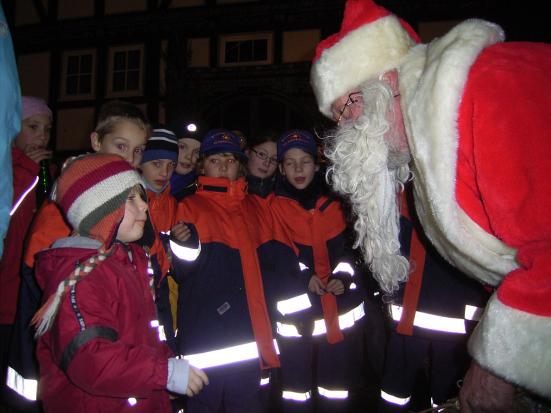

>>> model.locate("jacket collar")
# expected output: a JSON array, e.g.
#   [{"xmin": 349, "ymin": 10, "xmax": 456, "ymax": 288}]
[{"xmin": 197, "ymin": 176, "xmax": 247, "ymax": 200}]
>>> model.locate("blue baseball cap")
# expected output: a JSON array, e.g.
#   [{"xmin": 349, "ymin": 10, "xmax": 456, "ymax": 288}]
[
  {"xmin": 277, "ymin": 129, "xmax": 317, "ymax": 161},
  {"xmin": 200, "ymin": 129, "xmax": 247, "ymax": 161}
]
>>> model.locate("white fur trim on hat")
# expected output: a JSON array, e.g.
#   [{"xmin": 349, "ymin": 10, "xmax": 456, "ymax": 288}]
[{"xmin": 311, "ymin": 14, "xmax": 416, "ymax": 119}]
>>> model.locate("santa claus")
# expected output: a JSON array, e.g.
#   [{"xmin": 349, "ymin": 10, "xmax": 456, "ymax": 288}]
[{"xmin": 311, "ymin": 0, "xmax": 551, "ymax": 411}]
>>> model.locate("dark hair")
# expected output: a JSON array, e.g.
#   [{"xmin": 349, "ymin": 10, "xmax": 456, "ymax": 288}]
[
  {"xmin": 94, "ymin": 100, "xmax": 150, "ymax": 141},
  {"xmin": 196, "ymin": 152, "xmax": 247, "ymax": 178},
  {"xmin": 247, "ymin": 129, "xmax": 279, "ymax": 150}
]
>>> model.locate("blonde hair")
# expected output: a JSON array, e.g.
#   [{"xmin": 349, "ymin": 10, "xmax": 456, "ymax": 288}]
[{"xmin": 94, "ymin": 100, "xmax": 151, "ymax": 142}]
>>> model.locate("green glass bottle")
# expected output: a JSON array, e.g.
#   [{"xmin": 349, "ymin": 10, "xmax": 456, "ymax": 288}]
[{"xmin": 36, "ymin": 159, "xmax": 52, "ymax": 206}]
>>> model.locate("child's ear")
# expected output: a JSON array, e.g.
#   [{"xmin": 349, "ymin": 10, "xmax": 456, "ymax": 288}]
[{"xmin": 90, "ymin": 132, "xmax": 101, "ymax": 152}]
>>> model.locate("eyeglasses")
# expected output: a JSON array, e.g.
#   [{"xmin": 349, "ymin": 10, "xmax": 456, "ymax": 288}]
[
  {"xmin": 336, "ymin": 92, "xmax": 363, "ymax": 124},
  {"xmin": 251, "ymin": 148, "xmax": 278, "ymax": 165}
]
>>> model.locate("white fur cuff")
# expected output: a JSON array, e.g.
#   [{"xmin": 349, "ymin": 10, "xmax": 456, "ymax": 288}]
[{"xmin": 468, "ymin": 294, "xmax": 551, "ymax": 398}]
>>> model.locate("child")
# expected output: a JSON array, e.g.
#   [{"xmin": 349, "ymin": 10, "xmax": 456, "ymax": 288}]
[
  {"xmin": 169, "ymin": 129, "xmax": 305, "ymax": 413},
  {"xmin": 1, "ymin": 96, "xmax": 52, "ymax": 405},
  {"xmin": 7, "ymin": 100, "xmax": 150, "ymax": 405},
  {"xmin": 24, "ymin": 100, "xmax": 150, "ymax": 267},
  {"xmin": 139, "ymin": 127, "xmax": 178, "ymax": 237},
  {"xmin": 169, "ymin": 119, "xmax": 203, "ymax": 201},
  {"xmin": 245, "ymin": 129, "xmax": 279, "ymax": 198},
  {"xmin": 33, "ymin": 153, "xmax": 208, "ymax": 412},
  {"xmin": 139, "ymin": 127, "xmax": 179, "ymax": 347},
  {"xmin": 270, "ymin": 130, "xmax": 366, "ymax": 413}
]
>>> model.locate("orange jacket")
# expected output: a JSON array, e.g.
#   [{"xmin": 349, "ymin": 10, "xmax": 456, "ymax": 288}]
[{"xmin": 24, "ymin": 200, "xmax": 71, "ymax": 268}]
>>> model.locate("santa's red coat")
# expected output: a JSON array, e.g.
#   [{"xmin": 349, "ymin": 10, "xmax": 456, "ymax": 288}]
[{"xmin": 399, "ymin": 20, "xmax": 551, "ymax": 397}]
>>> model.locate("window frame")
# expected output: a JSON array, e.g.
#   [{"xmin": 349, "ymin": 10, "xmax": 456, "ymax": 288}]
[
  {"xmin": 60, "ymin": 49, "xmax": 96, "ymax": 101},
  {"xmin": 106, "ymin": 44, "xmax": 145, "ymax": 98},
  {"xmin": 219, "ymin": 32, "xmax": 273, "ymax": 67}
]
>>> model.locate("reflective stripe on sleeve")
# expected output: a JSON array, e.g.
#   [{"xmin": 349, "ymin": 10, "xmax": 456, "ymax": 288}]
[
  {"xmin": 390, "ymin": 305, "xmax": 466, "ymax": 334},
  {"xmin": 10, "ymin": 177, "xmax": 39, "ymax": 216},
  {"xmin": 282, "ymin": 390, "xmax": 312, "ymax": 402},
  {"xmin": 332, "ymin": 262, "xmax": 354, "ymax": 276},
  {"xmin": 183, "ymin": 339, "xmax": 280, "ymax": 369},
  {"xmin": 318, "ymin": 386, "xmax": 348, "ymax": 399},
  {"xmin": 277, "ymin": 293, "xmax": 312, "ymax": 316},
  {"xmin": 381, "ymin": 390, "xmax": 411, "ymax": 406},
  {"xmin": 169, "ymin": 238, "xmax": 201, "ymax": 261},
  {"xmin": 6, "ymin": 366, "xmax": 37, "ymax": 401}
]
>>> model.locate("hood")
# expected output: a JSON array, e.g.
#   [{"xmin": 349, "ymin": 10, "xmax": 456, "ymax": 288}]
[{"xmin": 35, "ymin": 237, "xmax": 100, "ymax": 298}]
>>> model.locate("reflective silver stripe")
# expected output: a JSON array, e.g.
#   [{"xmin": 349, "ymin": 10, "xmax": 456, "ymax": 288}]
[
  {"xmin": 276, "ymin": 322, "xmax": 302, "ymax": 337},
  {"xmin": 390, "ymin": 305, "xmax": 466, "ymax": 334},
  {"xmin": 128, "ymin": 397, "xmax": 137, "ymax": 406},
  {"xmin": 332, "ymin": 262, "xmax": 354, "ymax": 276},
  {"xmin": 299, "ymin": 262, "xmax": 309, "ymax": 271},
  {"xmin": 464, "ymin": 304, "xmax": 484, "ymax": 321},
  {"xmin": 277, "ymin": 303, "xmax": 365, "ymax": 337},
  {"xmin": 312, "ymin": 303, "xmax": 365, "ymax": 336},
  {"xmin": 380, "ymin": 390, "xmax": 410, "ymax": 406},
  {"xmin": 282, "ymin": 390, "xmax": 311, "ymax": 401},
  {"xmin": 150, "ymin": 319, "xmax": 166, "ymax": 341},
  {"xmin": 169, "ymin": 238, "xmax": 201, "ymax": 261},
  {"xmin": 260, "ymin": 377, "xmax": 270, "ymax": 386},
  {"xmin": 277, "ymin": 293, "xmax": 312, "ymax": 316},
  {"xmin": 10, "ymin": 176, "xmax": 39, "ymax": 216},
  {"xmin": 6, "ymin": 366, "xmax": 38, "ymax": 401},
  {"xmin": 350, "ymin": 282, "xmax": 357, "ymax": 290},
  {"xmin": 183, "ymin": 339, "xmax": 279, "ymax": 369},
  {"xmin": 318, "ymin": 386, "xmax": 348, "ymax": 399}
]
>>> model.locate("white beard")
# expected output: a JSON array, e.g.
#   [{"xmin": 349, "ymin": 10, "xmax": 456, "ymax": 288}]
[{"xmin": 325, "ymin": 80, "xmax": 411, "ymax": 293}]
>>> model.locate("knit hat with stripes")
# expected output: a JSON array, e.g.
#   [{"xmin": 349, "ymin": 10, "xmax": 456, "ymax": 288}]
[
  {"xmin": 141, "ymin": 128, "xmax": 178, "ymax": 164},
  {"xmin": 32, "ymin": 153, "xmax": 144, "ymax": 337},
  {"xmin": 55, "ymin": 153, "xmax": 143, "ymax": 245}
]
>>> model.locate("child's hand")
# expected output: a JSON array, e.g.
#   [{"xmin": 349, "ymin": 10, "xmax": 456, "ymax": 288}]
[
  {"xmin": 308, "ymin": 275, "xmax": 326, "ymax": 295},
  {"xmin": 171, "ymin": 221, "xmax": 191, "ymax": 242},
  {"xmin": 326, "ymin": 278, "xmax": 345, "ymax": 296},
  {"xmin": 186, "ymin": 366, "xmax": 209, "ymax": 397},
  {"xmin": 25, "ymin": 144, "xmax": 52, "ymax": 164}
]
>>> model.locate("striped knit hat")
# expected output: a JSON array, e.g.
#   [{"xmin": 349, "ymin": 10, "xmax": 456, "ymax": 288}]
[
  {"xmin": 33, "ymin": 153, "xmax": 144, "ymax": 336},
  {"xmin": 141, "ymin": 128, "xmax": 178, "ymax": 164},
  {"xmin": 55, "ymin": 153, "xmax": 143, "ymax": 245}
]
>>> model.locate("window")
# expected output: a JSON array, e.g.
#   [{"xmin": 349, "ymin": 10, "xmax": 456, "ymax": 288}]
[
  {"xmin": 107, "ymin": 45, "xmax": 144, "ymax": 97},
  {"xmin": 220, "ymin": 33, "xmax": 272, "ymax": 66},
  {"xmin": 60, "ymin": 50, "xmax": 96, "ymax": 100}
]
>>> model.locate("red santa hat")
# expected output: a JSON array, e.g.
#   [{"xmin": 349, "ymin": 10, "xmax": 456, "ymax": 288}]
[{"xmin": 310, "ymin": 0, "xmax": 420, "ymax": 118}]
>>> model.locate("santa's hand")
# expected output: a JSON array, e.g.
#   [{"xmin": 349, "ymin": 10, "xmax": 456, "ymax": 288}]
[
  {"xmin": 308, "ymin": 275, "xmax": 326, "ymax": 295},
  {"xmin": 459, "ymin": 361, "xmax": 515, "ymax": 413},
  {"xmin": 185, "ymin": 366, "xmax": 209, "ymax": 397}
]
